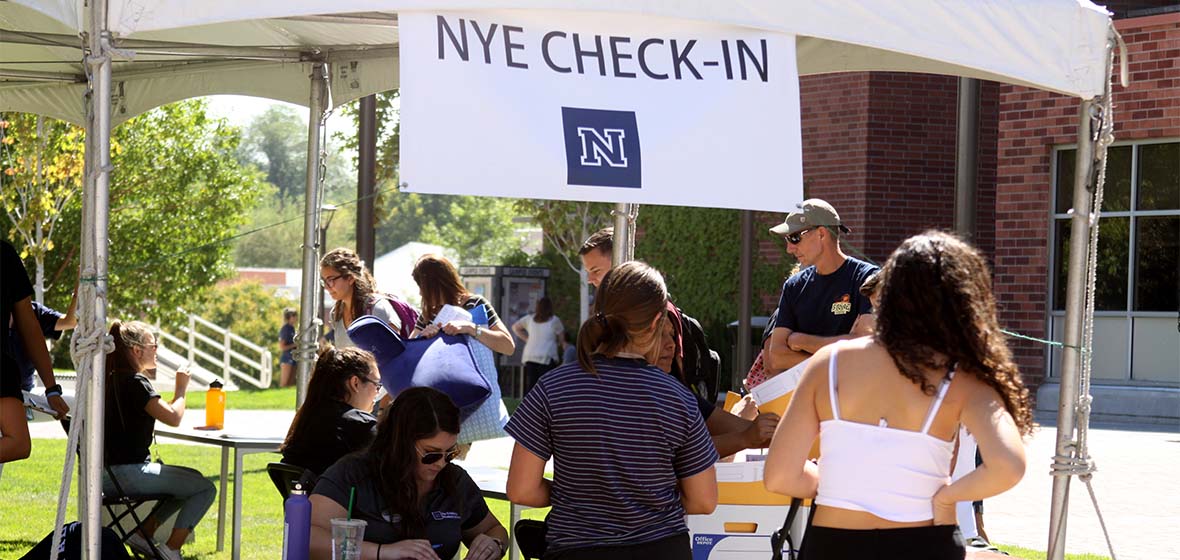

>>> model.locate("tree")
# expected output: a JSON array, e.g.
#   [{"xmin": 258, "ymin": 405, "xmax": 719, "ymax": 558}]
[
  {"xmin": 513, "ymin": 200, "xmax": 613, "ymax": 323},
  {"xmin": 40, "ymin": 99, "xmax": 267, "ymax": 325},
  {"xmin": 196, "ymin": 280, "xmax": 296, "ymax": 376},
  {"xmin": 0, "ymin": 114, "xmax": 85, "ymax": 302},
  {"xmin": 237, "ymin": 106, "xmax": 307, "ymax": 203}
]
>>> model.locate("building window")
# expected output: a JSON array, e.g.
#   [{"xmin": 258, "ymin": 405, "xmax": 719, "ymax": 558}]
[{"xmin": 1050, "ymin": 140, "xmax": 1179, "ymax": 384}]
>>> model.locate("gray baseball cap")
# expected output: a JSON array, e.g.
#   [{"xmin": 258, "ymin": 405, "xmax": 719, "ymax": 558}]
[{"xmin": 769, "ymin": 198, "xmax": 851, "ymax": 237}]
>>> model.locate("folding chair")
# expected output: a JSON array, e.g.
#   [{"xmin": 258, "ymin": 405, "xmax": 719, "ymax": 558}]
[
  {"xmin": 102, "ymin": 466, "xmax": 168, "ymax": 559},
  {"xmin": 266, "ymin": 462, "xmax": 316, "ymax": 500},
  {"xmin": 514, "ymin": 519, "xmax": 548, "ymax": 560}
]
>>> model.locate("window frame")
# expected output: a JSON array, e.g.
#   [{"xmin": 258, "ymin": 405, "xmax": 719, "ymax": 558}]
[{"xmin": 1047, "ymin": 137, "xmax": 1179, "ymax": 385}]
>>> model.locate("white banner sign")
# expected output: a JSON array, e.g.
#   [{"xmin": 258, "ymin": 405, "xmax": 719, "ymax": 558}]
[{"xmin": 399, "ymin": 10, "xmax": 802, "ymax": 212}]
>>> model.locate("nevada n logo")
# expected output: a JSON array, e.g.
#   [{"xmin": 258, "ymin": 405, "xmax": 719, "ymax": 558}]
[{"xmin": 561, "ymin": 107, "xmax": 642, "ymax": 189}]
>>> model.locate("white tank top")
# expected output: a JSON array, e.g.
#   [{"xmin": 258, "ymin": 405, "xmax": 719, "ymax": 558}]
[{"xmin": 815, "ymin": 347, "xmax": 956, "ymax": 522}]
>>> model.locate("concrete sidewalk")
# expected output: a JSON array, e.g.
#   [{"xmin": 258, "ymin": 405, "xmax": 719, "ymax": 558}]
[{"xmin": 27, "ymin": 412, "xmax": 1177, "ymax": 559}]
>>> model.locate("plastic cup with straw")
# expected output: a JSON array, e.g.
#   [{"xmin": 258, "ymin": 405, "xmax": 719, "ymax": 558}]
[{"xmin": 331, "ymin": 486, "xmax": 366, "ymax": 560}]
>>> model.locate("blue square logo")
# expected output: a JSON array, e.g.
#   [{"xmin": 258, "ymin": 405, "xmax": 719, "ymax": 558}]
[{"xmin": 561, "ymin": 107, "xmax": 641, "ymax": 189}]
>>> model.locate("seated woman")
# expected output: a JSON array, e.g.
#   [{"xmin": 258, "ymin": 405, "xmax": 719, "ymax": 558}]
[
  {"xmin": 765, "ymin": 231, "xmax": 1032, "ymax": 559},
  {"xmin": 103, "ymin": 321, "xmax": 215, "ymax": 560},
  {"xmin": 281, "ymin": 347, "xmax": 381, "ymax": 476},
  {"xmin": 410, "ymin": 254, "xmax": 515, "ymax": 357},
  {"xmin": 310, "ymin": 387, "xmax": 508, "ymax": 560},
  {"xmin": 506, "ymin": 261, "xmax": 718, "ymax": 559}
]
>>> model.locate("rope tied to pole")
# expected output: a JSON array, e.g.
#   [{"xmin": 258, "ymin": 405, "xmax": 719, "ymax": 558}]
[{"xmin": 294, "ymin": 317, "xmax": 324, "ymax": 364}]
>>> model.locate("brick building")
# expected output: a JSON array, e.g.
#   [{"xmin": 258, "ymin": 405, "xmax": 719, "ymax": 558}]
[{"xmin": 754, "ymin": 5, "xmax": 1178, "ymax": 424}]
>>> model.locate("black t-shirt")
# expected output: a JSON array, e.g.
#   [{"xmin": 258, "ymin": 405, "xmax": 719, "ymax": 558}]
[
  {"xmin": 2, "ymin": 240, "xmax": 35, "ymax": 399},
  {"xmin": 104, "ymin": 372, "xmax": 160, "ymax": 465},
  {"xmin": 774, "ymin": 257, "xmax": 878, "ymax": 337},
  {"xmin": 282, "ymin": 400, "xmax": 377, "ymax": 475},
  {"xmin": 415, "ymin": 295, "xmax": 501, "ymax": 330},
  {"xmin": 313, "ymin": 456, "xmax": 491, "ymax": 559}
]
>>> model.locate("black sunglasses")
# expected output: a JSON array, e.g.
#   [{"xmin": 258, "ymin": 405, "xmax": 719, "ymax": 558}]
[
  {"xmin": 417, "ymin": 446, "xmax": 461, "ymax": 465},
  {"xmin": 785, "ymin": 228, "xmax": 816, "ymax": 245}
]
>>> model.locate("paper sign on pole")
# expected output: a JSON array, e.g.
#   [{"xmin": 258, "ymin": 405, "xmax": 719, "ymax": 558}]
[{"xmin": 399, "ymin": 10, "xmax": 803, "ymax": 212}]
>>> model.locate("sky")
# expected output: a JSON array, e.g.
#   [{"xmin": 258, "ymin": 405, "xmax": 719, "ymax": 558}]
[{"xmin": 202, "ymin": 94, "xmax": 362, "ymax": 143}]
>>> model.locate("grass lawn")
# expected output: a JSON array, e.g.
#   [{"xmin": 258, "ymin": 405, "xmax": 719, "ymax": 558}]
[
  {"xmin": 1, "ymin": 439, "xmax": 546, "ymax": 559},
  {"xmin": 993, "ymin": 545, "xmax": 1110, "ymax": 560}
]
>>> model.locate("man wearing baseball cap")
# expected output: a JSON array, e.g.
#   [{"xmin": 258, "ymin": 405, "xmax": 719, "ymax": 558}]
[{"xmin": 766, "ymin": 199, "xmax": 878, "ymax": 371}]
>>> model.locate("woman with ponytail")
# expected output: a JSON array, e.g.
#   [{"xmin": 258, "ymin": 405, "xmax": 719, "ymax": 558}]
[
  {"xmin": 103, "ymin": 321, "xmax": 215, "ymax": 559},
  {"xmin": 506, "ymin": 261, "xmax": 718, "ymax": 559}
]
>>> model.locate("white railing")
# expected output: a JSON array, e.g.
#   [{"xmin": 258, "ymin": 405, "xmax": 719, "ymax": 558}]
[{"xmin": 156, "ymin": 312, "xmax": 273, "ymax": 389}]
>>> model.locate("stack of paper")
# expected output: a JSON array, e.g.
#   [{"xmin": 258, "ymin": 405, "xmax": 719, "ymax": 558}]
[{"xmin": 749, "ymin": 359, "xmax": 809, "ymax": 417}]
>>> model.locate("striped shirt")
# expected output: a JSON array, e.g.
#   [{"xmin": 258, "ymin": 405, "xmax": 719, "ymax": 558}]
[{"xmin": 505, "ymin": 356, "xmax": 718, "ymax": 552}]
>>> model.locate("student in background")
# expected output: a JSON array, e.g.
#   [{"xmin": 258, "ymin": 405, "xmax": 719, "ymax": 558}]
[
  {"xmin": 278, "ymin": 308, "xmax": 298, "ymax": 387},
  {"xmin": 511, "ymin": 297, "xmax": 564, "ymax": 395},
  {"xmin": 410, "ymin": 254, "xmax": 515, "ymax": 357},
  {"xmin": 321, "ymin": 248, "xmax": 403, "ymax": 348}
]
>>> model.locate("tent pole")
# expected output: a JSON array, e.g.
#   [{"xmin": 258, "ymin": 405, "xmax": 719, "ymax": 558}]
[
  {"xmin": 1047, "ymin": 99, "xmax": 1095, "ymax": 560},
  {"xmin": 954, "ymin": 77, "xmax": 979, "ymax": 239},
  {"xmin": 295, "ymin": 63, "xmax": 329, "ymax": 407},
  {"xmin": 736, "ymin": 210, "xmax": 754, "ymax": 391},
  {"xmin": 79, "ymin": 0, "xmax": 113, "ymax": 557},
  {"xmin": 356, "ymin": 95, "xmax": 377, "ymax": 267},
  {"xmin": 611, "ymin": 203, "xmax": 636, "ymax": 266}
]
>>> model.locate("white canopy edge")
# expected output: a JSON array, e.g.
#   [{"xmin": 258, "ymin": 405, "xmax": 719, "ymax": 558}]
[{"xmin": 3, "ymin": 1, "xmax": 1111, "ymax": 116}]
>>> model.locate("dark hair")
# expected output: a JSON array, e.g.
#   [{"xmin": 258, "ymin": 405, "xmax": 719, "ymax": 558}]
[
  {"xmin": 577, "ymin": 261, "xmax": 668, "ymax": 375},
  {"xmin": 859, "ymin": 271, "xmax": 881, "ymax": 299},
  {"xmin": 106, "ymin": 321, "xmax": 154, "ymax": 375},
  {"xmin": 320, "ymin": 248, "xmax": 378, "ymax": 324},
  {"xmin": 875, "ymin": 230, "xmax": 1034, "ymax": 435},
  {"xmin": 578, "ymin": 227, "xmax": 614, "ymax": 256},
  {"xmin": 412, "ymin": 254, "xmax": 469, "ymax": 323},
  {"xmin": 534, "ymin": 297, "xmax": 554, "ymax": 323},
  {"xmin": 367, "ymin": 387, "xmax": 461, "ymax": 538},
  {"xmin": 282, "ymin": 347, "xmax": 377, "ymax": 451}
]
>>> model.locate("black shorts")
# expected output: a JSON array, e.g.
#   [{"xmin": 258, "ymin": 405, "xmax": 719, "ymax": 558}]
[
  {"xmin": 1, "ymin": 367, "xmax": 22, "ymax": 400},
  {"xmin": 799, "ymin": 525, "xmax": 965, "ymax": 560}
]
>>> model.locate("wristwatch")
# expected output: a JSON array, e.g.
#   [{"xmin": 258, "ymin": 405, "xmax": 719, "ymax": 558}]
[
  {"xmin": 45, "ymin": 383, "xmax": 63, "ymax": 397},
  {"xmin": 474, "ymin": 325, "xmax": 485, "ymax": 338}
]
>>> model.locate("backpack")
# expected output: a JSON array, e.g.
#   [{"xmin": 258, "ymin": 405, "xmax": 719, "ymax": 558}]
[
  {"xmin": 365, "ymin": 293, "xmax": 419, "ymax": 340},
  {"xmin": 672, "ymin": 307, "xmax": 721, "ymax": 403}
]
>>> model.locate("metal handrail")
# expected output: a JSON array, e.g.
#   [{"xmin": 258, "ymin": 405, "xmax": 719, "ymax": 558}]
[{"xmin": 153, "ymin": 310, "xmax": 273, "ymax": 389}]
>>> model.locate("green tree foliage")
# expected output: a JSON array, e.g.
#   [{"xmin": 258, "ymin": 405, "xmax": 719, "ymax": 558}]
[
  {"xmin": 40, "ymin": 99, "xmax": 267, "ymax": 325},
  {"xmin": 237, "ymin": 105, "xmax": 307, "ymax": 203},
  {"xmin": 636, "ymin": 206, "xmax": 791, "ymax": 388},
  {"xmin": 196, "ymin": 280, "xmax": 295, "ymax": 366},
  {"xmin": 232, "ymin": 185, "xmax": 357, "ymax": 269},
  {"xmin": 0, "ymin": 113, "xmax": 85, "ymax": 301}
]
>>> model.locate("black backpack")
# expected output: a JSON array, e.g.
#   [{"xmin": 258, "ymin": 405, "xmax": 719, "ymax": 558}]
[{"xmin": 671, "ymin": 307, "xmax": 720, "ymax": 402}]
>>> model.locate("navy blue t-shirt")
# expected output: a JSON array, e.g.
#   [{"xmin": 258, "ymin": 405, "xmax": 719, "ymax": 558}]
[
  {"xmin": 505, "ymin": 356, "xmax": 718, "ymax": 553},
  {"xmin": 774, "ymin": 257, "xmax": 878, "ymax": 337}
]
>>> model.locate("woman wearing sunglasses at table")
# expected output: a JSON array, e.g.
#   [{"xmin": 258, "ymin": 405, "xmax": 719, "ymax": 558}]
[
  {"xmin": 281, "ymin": 347, "xmax": 380, "ymax": 477},
  {"xmin": 310, "ymin": 387, "xmax": 508, "ymax": 560},
  {"xmin": 506, "ymin": 262, "xmax": 718, "ymax": 559}
]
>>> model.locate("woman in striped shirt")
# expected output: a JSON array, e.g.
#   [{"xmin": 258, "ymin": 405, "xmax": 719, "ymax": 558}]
[{"xmin": 506, "ymin": 261, "xmax": 718, "ymax": 560}]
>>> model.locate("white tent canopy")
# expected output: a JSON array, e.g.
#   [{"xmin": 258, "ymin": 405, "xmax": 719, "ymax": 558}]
[
  {"xmin": 2, "ymin": 2, "xmax": 1116, "ymax": 560},
  {"xmin": 3, "ymin": 0, "xmax": 1112, "ymax": 124}
]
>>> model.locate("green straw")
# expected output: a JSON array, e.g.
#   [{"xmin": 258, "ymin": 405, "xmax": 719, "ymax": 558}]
[{"xmin": 347, "ymin": 486, "xmax": 356, "ymax": 520}]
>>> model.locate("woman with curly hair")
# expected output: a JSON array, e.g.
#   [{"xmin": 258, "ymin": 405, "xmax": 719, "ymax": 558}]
[
  {"xmin": 321, "ymin": 247, "xmax": 402, "ymax": 348},
  {"xmin": 765, "ymin": 231, "xmax": 1032, "ymax": 560}
]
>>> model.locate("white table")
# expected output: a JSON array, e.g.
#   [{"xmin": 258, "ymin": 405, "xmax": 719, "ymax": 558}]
[{"xmin": 154, "ymin": 426, "xmax": 283, "ymax": 560}]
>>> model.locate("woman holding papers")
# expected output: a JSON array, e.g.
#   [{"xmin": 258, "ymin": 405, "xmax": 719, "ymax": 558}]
[
  {"xmin": 765, "ymin": 231, "xmax": 1033, "ymax": 559},
  {"xmin": 506, "ymin": 261, "xmax": 718, "ymax": 559},
  {"xmin": 309, "ymin": 387, "xmax": 508, "ymax": 560},
  {"xmin": 103, "ymin": 321, "xmax": 215, "ymax": 559},
  {"xmin": 281, "ymin": 347, "xmax": 380, "ymax": 476},
  {"xmin": 409, "ymin": 254, "xmax": 515, "ymax": 356}
]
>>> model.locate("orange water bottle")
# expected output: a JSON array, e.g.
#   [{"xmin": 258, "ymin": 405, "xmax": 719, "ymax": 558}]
[{"xmin": 206, "ymin": 380, "xmax": 225, "ymax": 429}]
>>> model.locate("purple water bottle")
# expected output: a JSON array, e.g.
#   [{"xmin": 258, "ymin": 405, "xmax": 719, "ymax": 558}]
[{"xmin": 283, "ymin": 482, "xmax": 311, "ymax": 560}]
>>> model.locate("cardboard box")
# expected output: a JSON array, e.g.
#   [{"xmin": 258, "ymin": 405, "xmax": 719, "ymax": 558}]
[{"xmin": 688, "ymin": 504, "xmax": 807, "ymax": 560}]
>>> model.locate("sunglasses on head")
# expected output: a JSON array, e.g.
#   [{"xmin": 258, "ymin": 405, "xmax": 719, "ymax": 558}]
[
  {"xmin": 418, "ymin": 446, "xmax": 461, "ymax": 465},
  {"xmin": 785, "ymin": 228, "xmax": 816, "ymax": 245}
]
